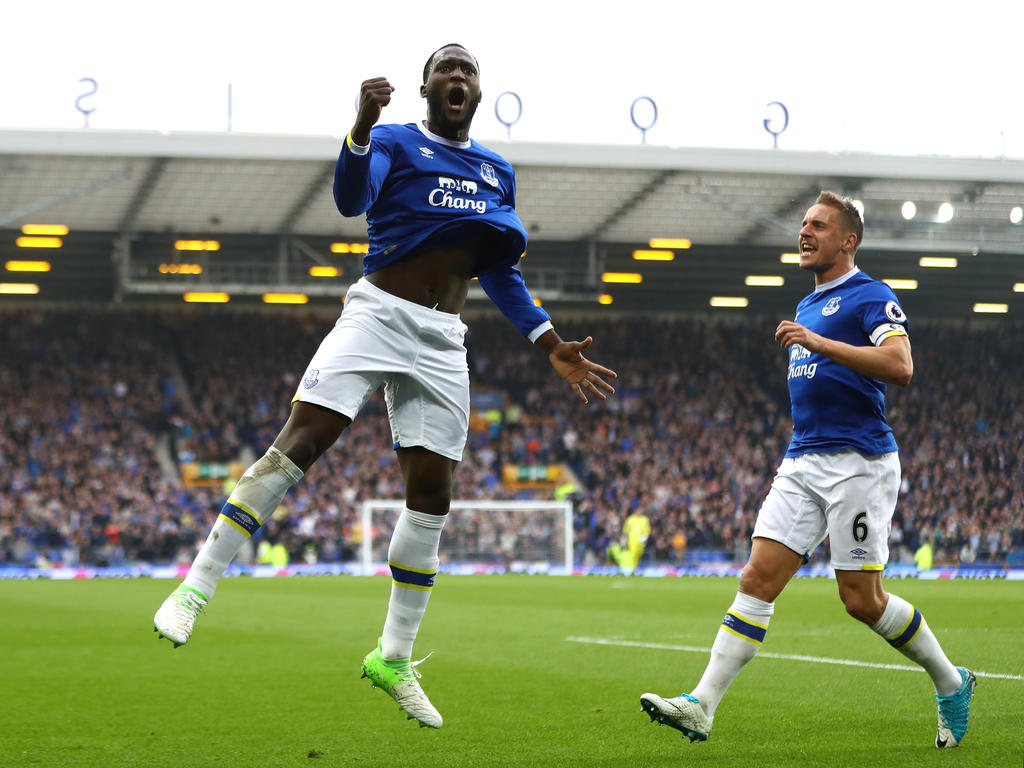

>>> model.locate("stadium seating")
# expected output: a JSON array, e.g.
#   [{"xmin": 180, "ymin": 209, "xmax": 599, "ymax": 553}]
[{"xmin": 1, "ymin": 308, "xmax": 1020, "ymax": 570}]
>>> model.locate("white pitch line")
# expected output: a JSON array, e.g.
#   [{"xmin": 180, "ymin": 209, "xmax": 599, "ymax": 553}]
[{"xmin": 566, "ymin": 636, "xmax": 1024, "ymax": 681}]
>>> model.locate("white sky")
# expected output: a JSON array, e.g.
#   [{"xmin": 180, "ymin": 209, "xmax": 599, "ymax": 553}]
[{"xmin": 3, "ymin": 0, "xmax": 1023, "ymax": 158}]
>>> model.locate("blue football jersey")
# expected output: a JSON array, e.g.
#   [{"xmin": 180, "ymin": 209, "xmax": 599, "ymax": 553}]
[
  {"xmin": 785, "ymin": 268, "xmax": 909, "ymax": 458},
  {"xmin": 335, "ymin": 122, "xmax": 527, "ymax": 270},
  {"xmin": 334, "ymin": 122, "xmax": 550, "ymax": 338}
]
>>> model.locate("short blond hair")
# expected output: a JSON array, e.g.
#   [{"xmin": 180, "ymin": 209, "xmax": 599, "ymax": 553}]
[{"xmin": 816, "ymin": 191, "xmax": 864, "ymax": 252}]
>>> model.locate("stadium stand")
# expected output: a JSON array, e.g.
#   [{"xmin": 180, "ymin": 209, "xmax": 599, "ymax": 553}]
[
  {"xmin": 2, "ymin": 129, "xmax": 1022, "ymax": 576},
  {"xmin": 2, "ymin": 307, "xmax": 1020, "ymax": 572}
]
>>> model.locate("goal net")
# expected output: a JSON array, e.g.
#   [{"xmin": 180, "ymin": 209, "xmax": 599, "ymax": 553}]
[{"xmin": 359, "ymin": 499, "xmax": 574, "ymax": 575}]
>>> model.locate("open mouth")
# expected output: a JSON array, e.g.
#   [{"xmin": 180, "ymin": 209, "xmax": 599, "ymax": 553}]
[{"xmin": 447, "ymin": 87, "xmax": 466, "ymax": 108}]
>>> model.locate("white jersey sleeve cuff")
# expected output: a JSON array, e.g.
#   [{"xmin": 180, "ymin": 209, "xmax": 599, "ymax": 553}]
[
  {"xmin": 527, "ymin": 321, "xmax": 554, "ymax": 344},
  {"xmin": 869, "ymin": 322, "xmax": 908, "ymax": 346},
  {"xmin": 346, "ymin": 133, "xmax": 370, "ymax": 155}
]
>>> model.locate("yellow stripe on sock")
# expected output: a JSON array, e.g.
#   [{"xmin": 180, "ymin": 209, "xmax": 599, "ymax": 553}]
[
  {"xmin": 721, "ymin": 623, "xmax": 764, "ymax": 646},
  {"xmin": 903, "ymin": 623, "xmax": 923, "ymax": 646},
  {"xmin": 218, "ymin": 513, "xmax": 254, "ymax": 538},
  {"xmin": 390, "ymin": 580, "xmax": 434, "ymax": 592},
  {"xmin": 887, "ymin": 608, "xmax": 917, "ymax": 643},
  {"xmin": 225, "ymin": 498, "xmax": 264, "ymax": 526}
]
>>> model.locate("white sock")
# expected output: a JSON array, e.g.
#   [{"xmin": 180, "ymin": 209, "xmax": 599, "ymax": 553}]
[
  {"xmin": 183, "ymin": 446, "xmax": 303, "ymax": 598},
  {"xmin": 872, "ymin": 593, "xmax": 962, "ymax": 695},
  {"xmin": 691, "ymin": 592, "xmax": 774, "ymax": 716},
  {"xmin": 380, "ymin": 508, "xmax": 447, "ymax": 660}
]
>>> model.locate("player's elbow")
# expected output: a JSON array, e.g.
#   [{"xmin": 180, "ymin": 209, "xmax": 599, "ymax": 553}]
[
  {"xmin": 890, "ymin": 360, "xmax": 913, "ymax": 387},
  {"xmin": 332, "ymin": 178, "xmax": 370, "ymax": 217},
  {"xmin": 333, "ymin": 193, "xmax": 363, "ymax": 218}
]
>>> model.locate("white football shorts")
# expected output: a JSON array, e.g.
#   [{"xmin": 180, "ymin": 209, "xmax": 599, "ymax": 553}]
[
  {"xmin": 752, "ymin": 449, "xmax": 901, "ymax": 571},
  {"xmin": 292, "ymin": 277, "xmax": 470, "ymax": 461}
]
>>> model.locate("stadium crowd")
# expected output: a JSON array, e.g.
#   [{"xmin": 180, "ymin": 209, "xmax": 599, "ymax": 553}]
[{"xmin": 1, "ymin": 307, "xmax": 1021, "ymax": 571}]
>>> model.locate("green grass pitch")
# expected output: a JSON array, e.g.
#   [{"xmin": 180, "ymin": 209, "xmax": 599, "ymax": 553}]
[{"xmin": 1, "ymin": 574, "xmax": 1020, "ymax": 767}]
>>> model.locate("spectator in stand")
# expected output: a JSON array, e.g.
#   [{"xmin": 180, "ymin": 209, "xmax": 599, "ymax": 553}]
[
  {"xmin": 608, "ymin": 505, "xmax": 651, "ymax": 575},
  {"xmin": 915, "ymin": 533, "xmax": 935, "ymax": 571}
]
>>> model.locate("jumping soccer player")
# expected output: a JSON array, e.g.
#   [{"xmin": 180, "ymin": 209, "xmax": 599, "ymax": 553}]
[
  {"xmin": 154, "ymin": 43, "xmax": 617, "ymax": 729},
  {"xmin": 640, "ymin": 191, "xmax": 975, "ymax": 749}
]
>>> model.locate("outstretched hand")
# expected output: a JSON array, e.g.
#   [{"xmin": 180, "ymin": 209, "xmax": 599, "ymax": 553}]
[{"xmin": 548, "ymin": 336, "xmax": 617, "ymax": 404}]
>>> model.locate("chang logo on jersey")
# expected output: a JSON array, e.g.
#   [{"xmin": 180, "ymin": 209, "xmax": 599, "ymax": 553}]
[
  {"xmin": 430, "ymin": 176, "xmax": 487, "ymax": 213},
  {"xmin": 790, "ymin": 344, "xmax": 812, "ymax": 362},
  {"xmin": 437, "ymin": 176, "xmax": 478, "ymax": 194},
  {"xmin": 480, "ymin": 162, "xmax": 499, "ymax": 187},
  {"xmin": 787, "ymin": 361, "xmax": 818, "ymax": 381},
  {"xmin": 822, "ymin": 296, "xmax": 842, "ymax": 316},
  {"xmin": 787, "ymin": 343, "xmax": 817, "ymax": 380}
]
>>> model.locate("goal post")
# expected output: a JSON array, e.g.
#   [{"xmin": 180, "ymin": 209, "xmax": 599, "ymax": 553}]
[{"xmin": 359, "ymin": 499, "xmax": 574, "ymax": 576}]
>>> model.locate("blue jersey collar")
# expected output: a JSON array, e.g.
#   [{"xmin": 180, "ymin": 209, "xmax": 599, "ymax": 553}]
[
  {"xmin": 418, "ymin": 121, "xmax": 472, "ymax": 149},
  {"xmin": 814, "ymin": 266, "xmax": 860, "ymax": 293}
]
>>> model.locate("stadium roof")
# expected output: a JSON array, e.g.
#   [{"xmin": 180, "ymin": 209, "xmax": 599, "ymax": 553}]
[{"xmin": 2, "ymin": 128, "xmax": 1023, "ymax": 318}]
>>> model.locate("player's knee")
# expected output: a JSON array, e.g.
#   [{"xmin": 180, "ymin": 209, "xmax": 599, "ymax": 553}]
[
  {"xmin": 738, "ymin": 561, "xmax": 778, "ymax": 602},
  {"xmin": 840, "ymin": 591, "xmax": 884, "ymax": 625},
  {"xmin": 273, "ymin": 431, "xmax": 332, "ymax": 471},
  {"xmin": 842, "ymin": 600, "xmax": 874, "ymax": 625},
  {"xmin": 405, "ymin": 487, "xmax": 452, "ymax": 516},
  {"xmin": 737, "ymin": 565, "xmax": 759, "ymax": 595},
  {"xmin": 406, "ymin": 470, "xmax": 454, "ymax": 515},
  {"xmin": 401, "ymin": 450, "xmax": 456, "ymax": 515}
]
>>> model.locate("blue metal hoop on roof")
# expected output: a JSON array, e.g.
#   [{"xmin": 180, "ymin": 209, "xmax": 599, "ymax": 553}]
[
  {"xmin": 764, "ymin": 101, "xmax": 789, "ymax": 148},
  {"xmin": 495, "ymin": 91, "xmax": 523, "ymax": 140},
  {"xmin": 630, "ymin": 96, "xmax": 658, "ymax": 144}
]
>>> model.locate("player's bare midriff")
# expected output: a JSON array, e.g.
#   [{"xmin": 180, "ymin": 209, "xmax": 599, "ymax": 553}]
[{"xmin": 366, "ymin": 239, "xmax": 482, "ymax": 314}]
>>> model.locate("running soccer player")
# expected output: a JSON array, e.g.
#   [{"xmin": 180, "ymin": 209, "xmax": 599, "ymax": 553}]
[
  {"xmin": 640, "ymin": 191, "xmax": 975, "ymax": 749},
  {"xmin": 154, "ymin": 43, "xmax": 617, "ymax": 729}
]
